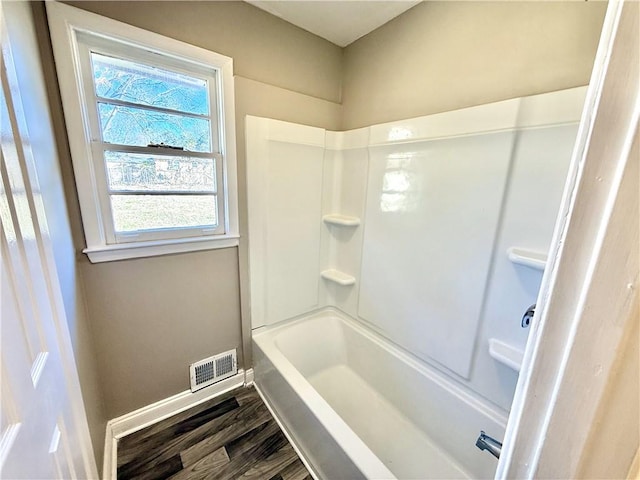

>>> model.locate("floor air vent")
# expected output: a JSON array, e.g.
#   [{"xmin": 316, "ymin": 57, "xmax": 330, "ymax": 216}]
[{"xmin": 190, "ymin": 349, "xmax": 237, "ymax": 392}]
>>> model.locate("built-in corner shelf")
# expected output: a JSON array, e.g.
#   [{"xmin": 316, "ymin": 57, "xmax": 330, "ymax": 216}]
[
  {"xmin": 321, "ymin": 269, "xmax": 356, "ymax": 286},
  {"xmin": 488, "ymin": 338, "xmax": 524, "ymax": 373},
  {"xmin": 322, "ymin": 214, "xmax": 361, "ymax": 227},
  {"xmin": 507, "ymin": 247, "xmax": 547, "ymax": 271}
]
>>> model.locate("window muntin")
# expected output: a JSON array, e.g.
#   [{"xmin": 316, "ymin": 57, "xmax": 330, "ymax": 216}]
[{"xmin": 97, "ymin": 103, "xmax": 212, "ymax": 152}]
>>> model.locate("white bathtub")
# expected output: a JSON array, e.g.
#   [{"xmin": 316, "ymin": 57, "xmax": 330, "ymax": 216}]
[{"xmin": 253, "ymin": 308, "xmax": 507, "ymax": 479}]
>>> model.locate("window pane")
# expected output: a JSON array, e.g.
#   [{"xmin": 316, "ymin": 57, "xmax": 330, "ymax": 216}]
[
  {"xmin": 110, "ymin": 195, "xmax": 217, "ymax": 232},
  {"xmin": 99, "ymin": 103, "xmax": 211, "ymax": 152},
  {"xmin": 105, "ymin": 152, "xmax": 215, "ymax": 192},
  {"xmin": 91, "ymin": 52, "xmax": 209, "ymax": 115}
]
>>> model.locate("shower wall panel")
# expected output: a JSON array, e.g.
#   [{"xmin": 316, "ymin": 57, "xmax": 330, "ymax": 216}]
[
  {"xmin": 246, "ymin": 117, "xmax": 325, "ymax": 328},
  {"xmin": 319, "ymin": 138, "xmax": 369, "ymax": 318},
  {"xmin": 471, "ymin": 124, "xmax": 578, "ymax": 408},
  {"xmin": 358, "ymin": 132, "xmax": 515, "ymax": 378}
]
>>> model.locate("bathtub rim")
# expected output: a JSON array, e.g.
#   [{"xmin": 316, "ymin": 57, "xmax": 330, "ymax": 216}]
[
  {"xmin": 251, "ymin": 381, "xmax": 322, "ymax": 480},
  {"xmin": 254, "ymin": 307, "xmax": 509, "ymax": 428}
]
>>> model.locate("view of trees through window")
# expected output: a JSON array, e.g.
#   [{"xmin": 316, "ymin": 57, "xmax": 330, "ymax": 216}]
[{"xmin": 91, "ymin": 52, "xmax": 218, "ymax": 233}]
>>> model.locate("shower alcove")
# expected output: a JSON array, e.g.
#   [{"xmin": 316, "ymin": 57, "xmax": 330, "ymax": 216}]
[{"xmin": 246, "ymin": 87, "xmax": 587, "ymax": 479}]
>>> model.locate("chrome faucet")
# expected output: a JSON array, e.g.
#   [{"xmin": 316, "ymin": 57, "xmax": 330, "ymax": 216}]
[{"xmin": 476, "ymin": 431, "xmax": 502, "ymax": 459}]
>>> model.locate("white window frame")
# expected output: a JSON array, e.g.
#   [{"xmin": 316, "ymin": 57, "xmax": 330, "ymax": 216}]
[{"xmin": 46, "ymin": 2, "xmax": 239, "ymax": 263}]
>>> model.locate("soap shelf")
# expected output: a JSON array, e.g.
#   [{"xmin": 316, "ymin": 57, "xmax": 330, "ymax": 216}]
[
  {"xmin": 321, "ymin": 269, "xmax": 356, "ymax": 286},
  {"xmin": 488, "ymin": 338, "xmax": 524, "ymax": 372},
  {"xmin": 322, "ymin": 214, "xmax": 361, "ymax": 227},
  {"xmin": 507, "ymin": 247, "xmax": 547, "ymax": 271}
]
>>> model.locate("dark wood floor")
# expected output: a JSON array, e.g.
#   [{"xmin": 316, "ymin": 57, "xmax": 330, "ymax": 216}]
[{"xmin": 117, "ymin": 386, "xmax": 311, "ymax": 480}]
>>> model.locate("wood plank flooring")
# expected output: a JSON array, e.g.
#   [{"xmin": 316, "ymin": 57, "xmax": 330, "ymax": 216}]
[{"xmin": 117, "ymin": 386, "xmax": 311, "ymax": 480}]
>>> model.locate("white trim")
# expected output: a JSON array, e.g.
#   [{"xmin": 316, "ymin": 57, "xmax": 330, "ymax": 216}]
[
  {"xmin": 46, "ymin": 2, "xmax": 239, "ymax": 263},
  {"xmin": 252, "ymin": 87, "xmax": 587, "ymax": 154},
  {"xmin": 218, "ymin": 50, "xmax": 239, "ymax": 244},
  {"xmin": 29, "ymin": 351, "xmax": 49, "ymax": 388},
  {"xmin": 253, "ymin": 383, "xmax": 320, "ymax": 480},
  {"xmin": 263, "ymin": 118, "xmax": 325, "ymax": 146},
  {"xmin": 84, "ymin": 234, "xmax": 239, "ymax": 263},
  {"xmin": 102, "ymin": 425, "xmax": 116, "ymax": 480},
  {"xmin": 102, "ymin": 369, "xmax": 247, "ymax": 480},
  {"xmin": 516, "ymin": 86, "xmax": 592, "ymax": 128},
  {"xmin": 245, "ymin": 115, "xmax": 269, "ymax": 330},
  {"xmin": 325, "ymin": 127, "xmax": 369, "ymax": 150},
  {"xmin": 367, "ymin": 86, "xmax": 587, "ymax": 146},
  {"xmin": 48, "ymin": 425, "xmax": 62, "ymax": 454},
  {"xmin": 497, "ymin": 0, "xmax": 639, "ymax": 477},
  {"xmin": 109, "ymin": 371, "xmax": 245, "ymax": 439},
  {"xmin": 244, "ymin": 368, "xmax": 255, "ymax": 386},
  {"xmin": 0, "ymin": 424, "xmax": 22, "ymax": 470}
]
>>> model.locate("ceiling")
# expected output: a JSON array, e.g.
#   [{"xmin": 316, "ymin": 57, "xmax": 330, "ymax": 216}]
[{"xmin": 245, "ymin": 1, "xmax": 421, "ymax": 47}]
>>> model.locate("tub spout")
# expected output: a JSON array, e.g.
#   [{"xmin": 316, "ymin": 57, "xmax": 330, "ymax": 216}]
[{"xmin": 476, "ymin": 431, "xmax": 502, "ymax": 459}]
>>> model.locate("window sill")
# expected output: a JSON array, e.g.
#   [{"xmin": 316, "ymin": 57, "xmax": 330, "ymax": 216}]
[{"xmin": 83, "ymin": 234, "xmax": 240, "ymax": 263}]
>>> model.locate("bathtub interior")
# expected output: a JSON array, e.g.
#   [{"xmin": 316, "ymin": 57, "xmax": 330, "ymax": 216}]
[
  {"xmin": 264, "ymin": 310, "xmax": 505, "ymax": 479},
  {"xmin": 253, "ymin": 334, "xmax": 374, "ymax": 480},
  {"xmin": 246, "ymin": 88, "xmax": 587, "ymax": 478},
  {"xmin": 273, "ymin": 315, "xmax": 348, "ymax": 379}
]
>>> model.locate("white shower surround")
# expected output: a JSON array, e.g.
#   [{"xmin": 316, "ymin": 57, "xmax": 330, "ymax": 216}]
[
  {"xmin": 254, "ymin": 309, "xmax": 508, "ymax": 479},
  {"xmin": 246, "ymin": 87, "xmax": 587, "ymax": 478}
]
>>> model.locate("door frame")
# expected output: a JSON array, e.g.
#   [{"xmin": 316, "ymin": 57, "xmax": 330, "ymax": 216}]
[{"xmin": 497, "ymin": 0, "xmax": 639, "ymax": 477}]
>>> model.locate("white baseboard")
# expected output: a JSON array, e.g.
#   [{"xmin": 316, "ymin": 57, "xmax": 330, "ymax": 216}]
[
  {"xmin": 102, "ymin": 369, "xmax": 249, "ymax": 480},
  {"xmin": 244, "ymin": 368, "xmax": 254, "ymax": 385},
  {"xmin": 102, "ymin": 424, "xmax": 116, "ymax": 480}
]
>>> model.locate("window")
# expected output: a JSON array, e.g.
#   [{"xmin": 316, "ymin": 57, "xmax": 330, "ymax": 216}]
[{"xmin": 47, "ymin": 3, "xmax": 238, "ymax": 262}]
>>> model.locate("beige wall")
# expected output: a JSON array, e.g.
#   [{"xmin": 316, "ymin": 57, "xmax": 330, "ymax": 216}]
[
  {"xmin": 78, "ymin": 249, "xmax": 242, "ymax": 417},
  {"xmin": 342, "ymin": 1, "xmax": 607, "ymax": 129},
  {"xmin": 65, "ymin": 1, "xmax": 343, "ymax": 104},
  {"xmin": 38, "ymin": 1, "xmax": 342, "ymax": 421},
  {"xmin": 37, "ymin": 0, "xmax": 606, "ymax": 432}
]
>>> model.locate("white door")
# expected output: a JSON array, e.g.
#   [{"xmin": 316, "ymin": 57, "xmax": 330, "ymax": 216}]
[{"xmin": 0, "ymin": 3, "xmax": 98, "ymax": 479}]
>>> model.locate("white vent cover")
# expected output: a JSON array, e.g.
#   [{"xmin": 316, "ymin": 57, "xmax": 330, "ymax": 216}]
[{"xmin": 189, "ymin": 349, "xmax": 237, "ymax": 392}]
